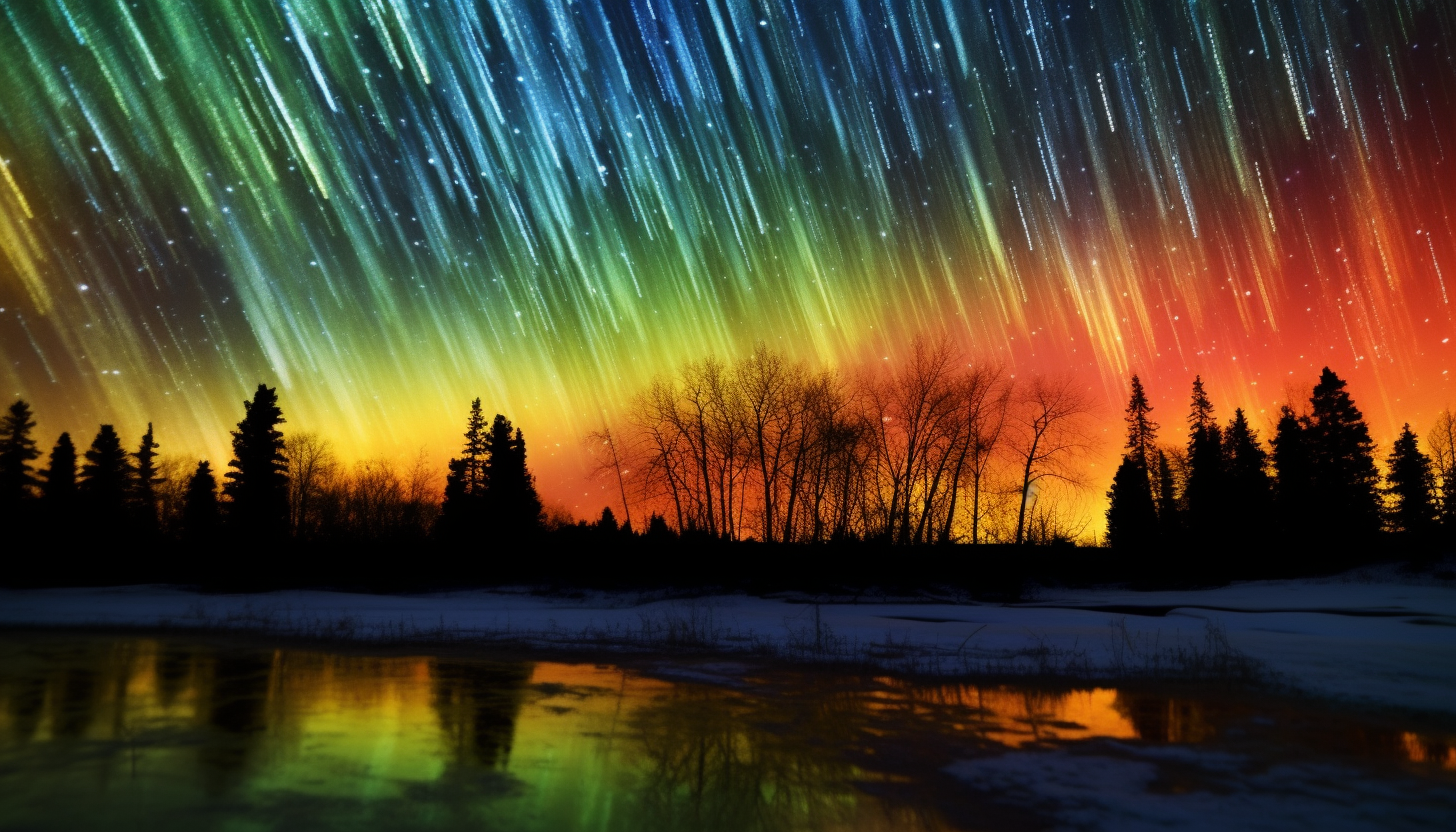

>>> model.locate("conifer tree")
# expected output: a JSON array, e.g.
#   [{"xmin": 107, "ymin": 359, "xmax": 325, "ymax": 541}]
[
  {"xmin": 183, "ymin": 460, "xmax": 221, "ymax": 541},
  {"xmin": 597, "ymin": 506, "xmax": 619, "ymax": 534},
  {"xmin": 1154, "ymin": 448, "xmax": 1182, "ymax": 540},
  {"xmin": 461, "ymin": 399, "xmax": 487, "ymax": 494},
  {"xmin": 1106, "ymin": 377, "xmax": 1159, "ymax": 553},
  {"xmin": 1272, "ymin": 404, "xmax": 1314, "ymax": 540},
  {"xmin": 1107, "ymin": 456, "xmax": 1159, "ymax": 553},
  {"xmin": 1124, "ymin": 375, "xmax": 1158, "ymax": 468},
  {"xmin": 1306, "ymin": 368, "xmax": 1381, "ymax": 541},
  {"xmin": 81, "ymin": 425, "xmax": 135, "ymax": 528},
  {"xmin": 0, "ymin": 399, "xmax": 40, "ymax": 522},
  {"xmin": 1183, "ymin": 377, "xmax": 1225, "ymax": 543},
  {"xmin": 40, "ymin": 433, "xmax": 78, "ymax": 515},
  {"xmin": 133, "ymin": 423, "xmax": 162, "ymax": 534},
  {"xmin": 1224, "ymin": 408, "xmax": 1273, "ymax": 550},
  {"xmin": 39, "ymin": 433, "xmax": 78, "ymax": 549},
  {"xmin": 484, "ymin": 415, "xmax": 542, "ymax": 540},
  {"xmin": 1386, "ymin": 424, "xmax": 1437, "ymax": 540},
  {"xmin": 440, "ymin": 398, "xmax": 489, "ymax": 537},
  {"xmin": 224, "ymin": 384, "xmax": 289, "ymax": 539}
]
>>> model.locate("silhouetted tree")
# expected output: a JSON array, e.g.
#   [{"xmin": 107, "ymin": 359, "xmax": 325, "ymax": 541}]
[
  {"xmin": 1224, "ymin": 408, "xmax": 1273, "ymax": 556},
  {"xmin": 1183, "ymin": 377, "xmax": 1225, "ymax": 545},
  {"xmin": 484, "ymin": 414, "xmax": 542, "ymax": 541},
  {"xmin": 460, "ymin": 399, "xmax": 488, "ymax": 494},
  {"xmin": 1154, "ymin": 448, "xmax": 1182, "ymax": 541},
  {"xmin": 1428, "ymin": 409, "xmax": 1456, "ymax": 535},
  {"xmin": 439, "ymin": 398, "xmax": 489, "ymax": 538},
  {"xmin": 1106, "ymin": 377, "xmax": 1159, "ymax": 553},
  {"xmin": 183, "ymin": 460, "xmax": 221, "ymax": 542},
  {"xmin": 284, "ymin": 431, "xmax": 338, "ymax": 538},
  {"xmin": 80, "ymin": 425, "xmax": 134, "ymax": 529},
  {"xmin": 1306, "ymin": 368, "xmax": 1381, "ymax": 544},
  {"xmin": 39, "ymin": 433, "xmax": 78, "ymax": 523},
  {"xmin": 224, "ymin": 384, "xmax": 289, "ymax": 540},
  {"xmin": 948, "ymin": 365, "xmax": 1011, "ymax": 545},
  {"xmin": 0, "ymin": 399, "xmax": 40, "ymax": 523},
  {"xmin": 1386, "ymin": 425, "xmax": 1437, "ymax": 542},
  {"xmin": 597, "ymin": 506, "xmax": 619, "ymax": 534},
  {"xmin": 1009, "ymin": 376, "xmax": 1093, "ymax": 545},
  {"xmin": 1272, "ymin": 404, "xmax": 1315, "ymax": 547},
  {"xmin": 132, "ymin": 423, "xmax": 162, "ymax": 535},
  {"xmin": 1107, "ymin": 456, "xmax": 1158, "ymax": 554},
  {"xmin": 1124, "ymin": 376, "xmax": 1157, "ymax": 468},
  {"xmin": 645, "ymin": 513, "xmax": 675, "ymax": 542},
  {"xmin": 586, "ymin": 427, "xmax": 633, "ymax": 534}
]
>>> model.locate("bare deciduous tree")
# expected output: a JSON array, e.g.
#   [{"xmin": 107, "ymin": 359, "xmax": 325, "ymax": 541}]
[
  {"xmin": 154, "ymin": 454, "xmax": 195, "ymax": 536},
  {"xmin": 864, "ymin": 336, "xmax": 961, "ymax": 543},
  {"xmin": 285, "ymin": 431, "xmax": 338, "ymax": 538},
  {"xmin": 611, "ymin": 342, "xmax": 1089, "ymax": 546},
  {"xmin": 944, "ymin": 365, "xmax": 1011, "ymax": 544},
  {"xmin": 585, "ymin": 426, "xmax": 634, "ymax": 532},
  {"xmin": 1429, "ymin": 409, "xmax": 1456, "ymax": 522},
  {"xmin": 1007, "ymin": 375, "xmax": 1096, "ymax": 545}
]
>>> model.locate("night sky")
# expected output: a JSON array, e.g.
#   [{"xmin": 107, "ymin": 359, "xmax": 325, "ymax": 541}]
[{"xmin": 1, "ymin": 0, "xmax": 1453, "ymax": 508}]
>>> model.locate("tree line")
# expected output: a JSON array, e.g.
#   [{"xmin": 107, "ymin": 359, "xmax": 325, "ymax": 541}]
[
  {"xmin": 0, "ymin": 339, "xmax": 1103, "ymax": 562},
  {"xmin": 591, "ymin": 339, "xmax": 1097, "ymax": 546},
  {"xmin": 0, "ymin": 384, "xmax": 444, "ymax": 551},
  {"xmin": 1, "ymin": 350, "xmax": 1449, "ymax": 586},
  {"xmin": 1107, "ymin": 367, "xmax": 1452, "ymax": 573}
]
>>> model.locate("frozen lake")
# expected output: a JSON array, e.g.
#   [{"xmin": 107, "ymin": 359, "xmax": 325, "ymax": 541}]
[{"xmin": 0, "ymin": 630, "xmax": 1453, "ymax": 831}]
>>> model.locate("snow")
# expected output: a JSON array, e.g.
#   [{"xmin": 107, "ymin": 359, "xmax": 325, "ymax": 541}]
[
  {"xmin": 948, "ymin": 741, "xmax": 1456, "ymax": 832},
  {"xmin": 1, "ymin": 573, "xmax": 1453, "ymax": 714}
]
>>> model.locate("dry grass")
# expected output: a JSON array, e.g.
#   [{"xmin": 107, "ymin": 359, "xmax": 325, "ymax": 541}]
[{"xmin": 150, "ymin": 599, "xmax": 1268, "ymax": 685}]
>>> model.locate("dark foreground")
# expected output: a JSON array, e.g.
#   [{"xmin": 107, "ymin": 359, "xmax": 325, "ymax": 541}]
[{"xmin": 0, "ymin": 630, "xmax": 1453, "ymax": 831}]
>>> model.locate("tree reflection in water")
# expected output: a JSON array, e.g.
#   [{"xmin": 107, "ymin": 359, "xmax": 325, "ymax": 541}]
[
  {"xmin": 432, "ymin": 659, "xmax": 533, "ymax": 769},
  {"xmin": 622, "ymin": 679, "xmax": 933, "ymax": 832},
  {"xmin": 0, "ymin": 633, "xmax": 1451, "ymax": 832}
]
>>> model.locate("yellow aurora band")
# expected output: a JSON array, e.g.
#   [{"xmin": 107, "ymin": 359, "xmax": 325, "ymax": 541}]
[{"xmin": 0, "ymin": 1, "xmax": 1452, "ymax": 507}]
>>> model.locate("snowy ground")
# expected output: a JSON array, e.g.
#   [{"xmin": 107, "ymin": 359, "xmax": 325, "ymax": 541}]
[
  {"xmin": 948, "ymin": 740, "xmax": 1456, "ymax": 832},
  {"xmin": 1, "ymin": 572, "xmax": 1454, "ymax": 713}
]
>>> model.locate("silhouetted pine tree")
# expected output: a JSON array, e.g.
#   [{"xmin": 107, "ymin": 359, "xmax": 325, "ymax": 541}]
[
  {"xmin": 1306, "ymin": 368, "xmax": 1382, "ymax": 544},
  {"xmin": 224, "ymin": 384, "xmax": 289, "ymax": 540},
  {"xmin": 183, "ymin": 460, "xmax": 221, "ymax": 542},
  {"xmin": 81, "ymin": 425, "xmax": 135, "ymax": 529},
  {"xmin": 1154, "ymin": 449, "xmax": 1182, "ymax": 540},
  {"xmin": 0, "ymin": 399, "xmax": 40, "ymax": 524},
  {"xmin": 1125, "ymin": 375, "xmax": 1158, "ymax": 468},
  {"xmin": 645, "ymin": 513, "xmax": 675, "ymax": 541},
  {"xmin": 1183, "ymin": 377, "xmax": 1225, "ymax": 546},
  {"xmin": 40, "ymin": 433, "xmax": 78, "ymax": 519},
  {"xmin": 461, "ymin": 399, "xmax": 487, "ymax": 494},
  {"xmin": 484, "ymin": 414, "xmax": 542, "ymax": 541},
  {"xmin": 1272, "ymin": 404, "xmax": 1314, "ymax": 539},
  {"xmin": 1107, "ymin": 456, "xmax": 1158, "ymax": 553},
  {"xmin": 1224, "ymin": 408, "xmax": 1273, "ymax": 557},
  {"xmin": 439, "ymin": 398, "xmax": 488, "ymax": 538},
  {"xmin": 132, "ymin": 423, "xmax": 162, "ymax": 535},
  {"xmin": 597, "ymin": 506, "xmax": 619, "ymax": 534},
  {"xmin": 1386, "ymin": 424, "xmax": 1437, "ymax": 542},
  {"xmin": 1106, "ymin": 377, "xmax": 1159, "ymax": 554}
]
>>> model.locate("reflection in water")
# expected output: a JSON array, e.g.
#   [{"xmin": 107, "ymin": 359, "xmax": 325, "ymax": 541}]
[
  {"xmin": 873, "ymin": 681, "xmax": 1140, "ymax": 747},
  {"xmin": 0, "ymin": 633, "xmax": 1451, "ymax": 831}
]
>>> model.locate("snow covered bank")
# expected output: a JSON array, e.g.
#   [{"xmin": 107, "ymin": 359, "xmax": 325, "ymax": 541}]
[
  {"xmin": 1, "ymin": 575, "xmax": 1453, "ymax": 713},
  {"xmin": 948, "ymin": 740, "xmax": 1456, "ymax": 832}
]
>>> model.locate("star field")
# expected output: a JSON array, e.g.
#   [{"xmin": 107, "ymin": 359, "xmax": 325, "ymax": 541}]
[{"xmin": 1, "ymin": 0, "xmax": 1453, "ymax": 499}]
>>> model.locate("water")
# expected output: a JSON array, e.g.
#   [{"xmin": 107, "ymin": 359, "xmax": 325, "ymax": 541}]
[{"xmin": 1, "ymin": 632, "xmax": 1453, "ymax": 831}]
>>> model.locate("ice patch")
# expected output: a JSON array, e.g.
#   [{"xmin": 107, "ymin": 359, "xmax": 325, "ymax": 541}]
[{"xmin": 948, "ymin": 743, "xmax": 1456, "ymax": 831}]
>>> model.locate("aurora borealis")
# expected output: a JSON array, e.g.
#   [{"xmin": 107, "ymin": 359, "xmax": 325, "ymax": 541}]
[{"xmin": 1, "ymin": 0, "xmax": 1454, "ymax": 510}]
